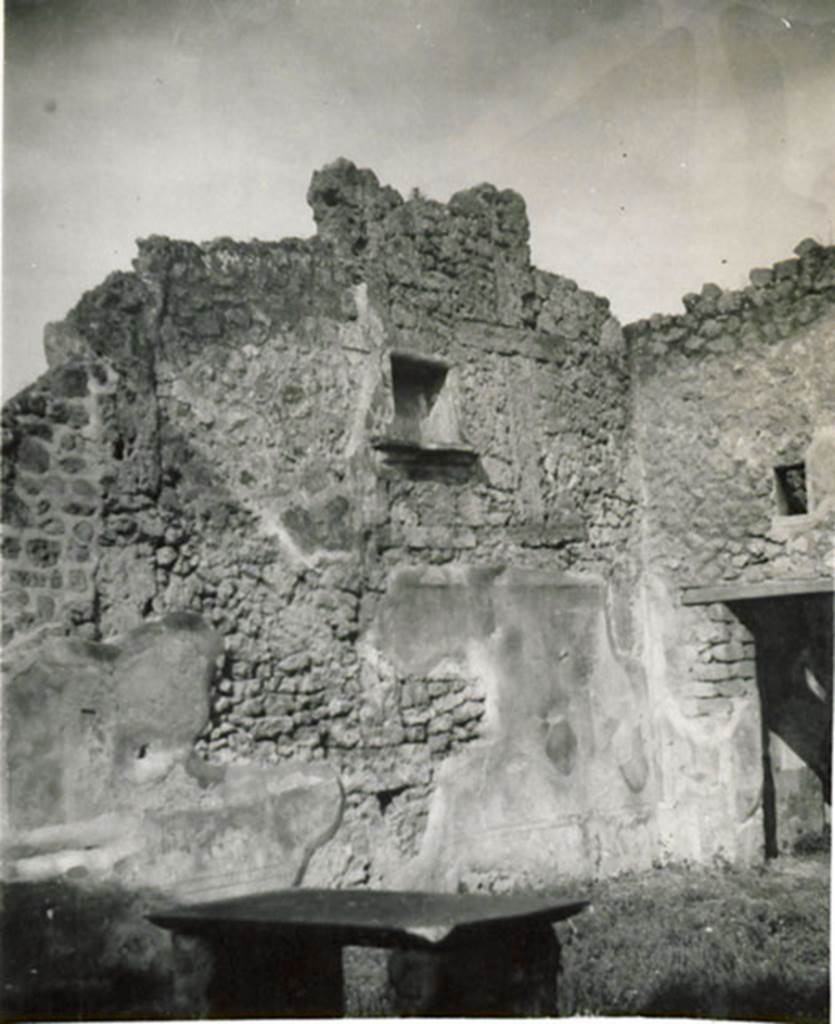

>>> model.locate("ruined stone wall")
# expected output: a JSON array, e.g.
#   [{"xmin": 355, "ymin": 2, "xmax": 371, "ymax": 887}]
[
  {"xmin": 1, "ymin": 256, "xmax": 173, "ymax": 647},
  {"xmin": 6, "ymin": 159, "xmax": 834, "ymax": 1020},
  {"xmin": 628, "ymin": 238, "xmax": 835, "ymax": 597},
  {"xmin": 7, "ymin": 160, "xmax": 829, "ymax": 893},
  {"xmin": 2, "ymin": 161, "xmax": 642, "ymax": 888},
  {"xmin": 627, "ymin": 240, "xmax": 835, "ymax": 859},
  {"xmin": 1, "ymin": 357, "xmax": 121, "ymax": 642}
]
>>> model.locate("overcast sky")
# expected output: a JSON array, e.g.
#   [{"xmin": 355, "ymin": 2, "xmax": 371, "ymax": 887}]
[{"xmin": 4, "ymin": 0, "xmax": 834, "ymax": 398}]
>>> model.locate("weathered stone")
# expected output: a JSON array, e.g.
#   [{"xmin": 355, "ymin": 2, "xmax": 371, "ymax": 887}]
[
  {"xmin": 51, "ymin": 365, "xmax": 89, "ymax": 398},
  {"xmin": 253, "ymin": 715, "xmax": 294, "ymax": 739},
  {"xmin": 67, "ymin": 569, "xmax": 89, "ymax": 591},
  {"xmin": 282, "ymin": 495, "xmax": 354, "ymax": 552},
  {"xmin": 18, "ymin": 437, "xmax": 50, "ymax": 473},
  {"xmin": 774, "ymin": 258, "xmax": 800, "ymax": 280},
  {"xmin": 749, "ymin": 267, "xmax": 774, "ymax": 286},
  {"xmin": 2, "ymin": 535, "xmax": 21, "ymax": 559},
  {"xmin": 794, "ymin": 237, "xmax": 823, "ymax": 258},
  {"xmin": 154, "ymin": 545, "xmax": 178, "ymax": 567},
  {"xmin": 404, "ymin": 525, "xmax": 476, "ymax": 549},
  {"xmin": 25, "ymin": 538, "xmax": 61, "ymax": 568},
  {"xmin": 70, "ymin": 478, "xmax": 97, "ymax": 497},
  {"xmin": 72, "ymin": 521, "xmax": 95, "ymax": 543},
  {"xmin": 307, "ymin": 157, "xmax": 403, "ymax": 261},
  {"xmin": 62, "ymin": 497, "xmax": 97, "ymax": 516},
  {"xmin": 43, "ymin": 322, "xmax": 91, "ymax": 368},
  {"xmin": 699, "ymin": 318, "xmax": 723, "ymax": 339}
]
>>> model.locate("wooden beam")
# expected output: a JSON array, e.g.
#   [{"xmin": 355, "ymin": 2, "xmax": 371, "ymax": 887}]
[{"xmin": 681, "ymin": 577, "xmax": 833, "ymax": 605}]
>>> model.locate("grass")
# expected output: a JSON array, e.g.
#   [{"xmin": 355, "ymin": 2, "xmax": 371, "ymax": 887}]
[
  {"xmin": 344, "ymin": 854, "xmax": 830, "ymax": 1021},
  {"xmin": 553, "ymin": 854, "xmax": 829, "ymax": 1021}
]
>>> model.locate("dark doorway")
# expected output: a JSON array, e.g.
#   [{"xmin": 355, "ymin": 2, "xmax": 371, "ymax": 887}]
[{"xmin": 729, "ymin": 592, "xmax": 832, "ymax": 856}]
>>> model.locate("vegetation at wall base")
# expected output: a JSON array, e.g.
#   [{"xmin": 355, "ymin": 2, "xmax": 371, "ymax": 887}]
[
  {"xmin": 342, "ymin": 854, "xmax": 830, "ymax": 1021},
  {"xmin": 552, "ymin": 854, "xmax": 830, "ymax": 1022}
]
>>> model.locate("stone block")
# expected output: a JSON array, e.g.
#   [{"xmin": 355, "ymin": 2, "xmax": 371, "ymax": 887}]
[
  {"xmin": 404, "ymin": 526, "xmax": 476, "ymax": 549},
  {"xmin": 749, "ymin": 267, "xmax": 773, "ymax": 287},
  {"xmin": 508, "ymin": 520, "xmax": 586, "ymax": 546},
  {"xmin": 67, "ymin": 569, "xmax": 89, "ymax": 592},
  {"xmin": 452, "ymin": 701, "xmax": 483, "ymax": 725},
  {"xmin": 433, "ymin": 691, "xmax": 465, "ymax": 714},
  {"xmin": 18, "ymin": 438, "xmax": 50, "ymax": 474},
  {"xmin": 43, "ymin": 322, "xmax": 90, "ymax": 368},
  {"xmin": 707, "ymin": 335, "xmax": 735, "ymax": 354},
  {"xmin": 24, "ymin": 538, "xmax": 61, "ymax": 568},
  {"xmin": 716, "ymin": 291, "xmax": 743, "ymax": 314},
  {"xmin": 40, "ymin": 516, "xmax": 66, "ymax": 536},
  {"xmin": 154, "ymin": 545, "xmax": 178, "ymax": 567},
  {"xmin": 710, "ymin": 641, "xmax": 746, "ymax": 663},
  {"xmin": 695, "ymin": 661, "xmax": 738, "ymax": 682},
  {"xmin": 794, "ymin": 237, "xmax": 823, "ymax": 257},
  {"xmin": 2, "ymin": 535, "xmax": 21, "ymax": 559},
  {"xmin": 51, "ymin": 365, "xmax": 90, "ymax": 399},
  {"xmin": 62, "ymin": 496, "xmax": 97, "ymax": 516},
  {"xmin": 428, "ymin": 734, "xmax": 451, "ymax": 755},
  {"xmin": 698, "ymin": 318, "xmax": 723, "ymax": 339},
  {"xmin": 402, "ymin": 707, "xmax": 430, "ymax": 726},
  {"xmin": 427, "ymin": 712, "xmax": 454, "ymax": 735},
  {"xmin": 774, "ymin": 258, "xmax": 800, "ymax": 279}
]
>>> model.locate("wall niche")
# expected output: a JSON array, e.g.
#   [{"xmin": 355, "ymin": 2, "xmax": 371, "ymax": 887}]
[
  {"xmin": 372, "ymin": 352, "xmax": 477, "ymax": 473},
  {"xmin": 774, "ymin": 462, "xmax": 808, "ymax": 517}
]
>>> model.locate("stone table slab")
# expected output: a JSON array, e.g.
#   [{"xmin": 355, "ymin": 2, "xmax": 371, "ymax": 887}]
[{"xmin": 149, "ymin": 887, "xmax": 589, "ymax": 1017}]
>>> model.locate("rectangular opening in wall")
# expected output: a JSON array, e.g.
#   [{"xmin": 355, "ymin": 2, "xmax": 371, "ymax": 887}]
[
  {"xmin": 371, "ymin": 351, "xmax": 477, "ymax": 474},
  {"xmin": 775, "ymin": 463, "xmax": 807, "ymax": 515},
  {"xmin": 390, "ymin": 353, "xmax": 448, "ymax": 445}
]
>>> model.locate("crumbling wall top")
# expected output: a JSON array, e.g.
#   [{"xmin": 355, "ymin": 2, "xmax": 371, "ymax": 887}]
[
  {"xmin": 626, "ymin": 237, "xmax": 835, "ymax": 360},
  {"xmin": 307, "ymin": 157, "xmax": 404, "ymax": 259},
  {"xmin": 307, "ymin": 157, "xmax": 532, "ymax": 282}
]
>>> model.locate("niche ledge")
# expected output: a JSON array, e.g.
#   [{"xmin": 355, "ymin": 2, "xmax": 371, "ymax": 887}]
[{"xmin": 370, "ymin": 436, "xmax": 479, "ymax": 466}]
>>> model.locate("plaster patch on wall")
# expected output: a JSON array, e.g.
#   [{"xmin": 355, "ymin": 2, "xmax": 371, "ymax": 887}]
[
  {"xmin": 2, "ymin": 613, "xmax": 343, "ymax": 899},
  {"xmin": 375, "ymin": 567, "xmax": 654, "ymax": 886}
]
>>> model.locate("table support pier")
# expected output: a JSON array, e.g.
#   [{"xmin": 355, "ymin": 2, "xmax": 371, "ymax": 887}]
[
  {"xmin": 173, "ymin": 928, "xmax": 345, "ymax": 1019},
  {"xmin": 389, "ymin": 921, "xmax": 561, "ymax": 1017}
]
